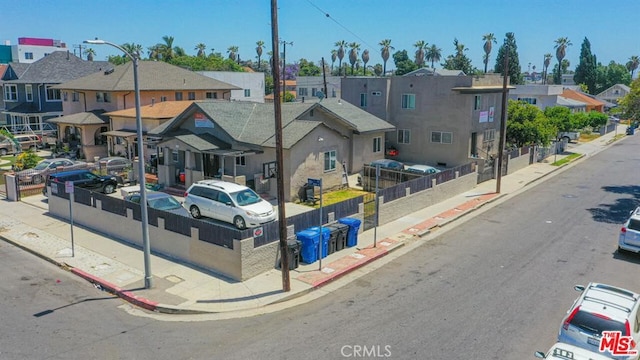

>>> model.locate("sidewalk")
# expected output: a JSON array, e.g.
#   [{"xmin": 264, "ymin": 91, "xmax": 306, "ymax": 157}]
[{"xmin": 0, "ymin": 126, "xmax": 627, "ymax": 317}]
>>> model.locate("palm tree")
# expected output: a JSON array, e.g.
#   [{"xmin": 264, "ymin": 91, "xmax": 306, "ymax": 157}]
[
  {"xmin": 379, "ymin": 39, "xmax": 394, "ymax": 76},
  {"xmin": 174, "ymin": 47, "xmax": 186, "ymax": 57},
  {"xmin": 454, "ymin": 38, "xmax": 467, "ymax": 57},
  {"xmin": 628, "ymin": 55, "xmax": 639, "ymax": 78},
  {"xmin": 195, "ymin": 43, "xmax": 206, "ymax": 58},
  {"xmin": 554, "ymin": 37, "xmax": 572, "ymax": 84},
  {"xmin": 255, "ymin": 41, "xmax": 264, "ymax": 71},
  {"xmin": 330, "ymin": 49, "xmax": 337, "ymax": 73},
  {"xmin": 227, "ymin": 45, "xmax": 239, "ymax": 61},
  {"xmin": 414, "ymin": 40, "xmax": 427, "ymax": 67},
  {"xmin": 348, "ymin": 42, "xmax": 361, "ymax": 75},
  {"xmin": 361, "ymin": 49, "xmax": 370, "ymax": 75},
  {"xmin": 147, "ymin": 44, "xmax": 161, "ymax": 60},
  {"xmin": 84, "ymin": 48, "xmax": 95, "ymax": 61},
  {"xmin": 425, "ymin": 44, "xmax": 442, "ymax": 69},
  {"xmin": 482, "ymin": 33, "xmax": 497, "ymax": 74},
  {"xmin": 335, "ymin": 40, "xmax": 347, "ymax": 76},
  {"xmin": 161, "ymin": 35, "xmax": 176, "ymax": 61},
  {"xmin": 543, "ymin": 53, "xmax": 552, "ymax": 84}
]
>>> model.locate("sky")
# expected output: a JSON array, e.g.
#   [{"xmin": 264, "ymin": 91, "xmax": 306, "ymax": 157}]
[{"xmin": 2, "ymin": 0, "xmax": 640, "ymax": 74}]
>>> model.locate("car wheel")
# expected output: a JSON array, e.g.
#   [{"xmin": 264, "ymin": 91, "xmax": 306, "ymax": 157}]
[
  {"xmin": 190, "ymin": 205, "xmax": 201, "ymax": 219},
  {"xmin": 32, "ymin": 175, "xmax": 43, "ymax": 184},
  {"xmin": 0, "ymin": 149, "xmax": 7, "ymax": 156},
  {"xmin": 233, "ymin": 216, "xmax": 247, "ymax": 230},
  {"xmin": 103, "ymin": 183, "xmax": 116, "ymax": 194}
]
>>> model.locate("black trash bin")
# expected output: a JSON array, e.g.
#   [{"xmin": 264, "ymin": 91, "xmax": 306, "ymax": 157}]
[
  {"xmin": 280, "ymin": 239, "xmax": 301, "ymax": 270},
  {"xmin": 325, "ymin": 224, "xmax": 338, "ymax": 254},
  {"xmin": 327, "ymin": 223, "xmax": 349, "ymax": 252}
]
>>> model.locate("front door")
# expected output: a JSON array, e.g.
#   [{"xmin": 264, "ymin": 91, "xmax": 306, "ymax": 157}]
[{"xmin": 203, "ymin": 153, "xmax": 220, "ymax": 178}]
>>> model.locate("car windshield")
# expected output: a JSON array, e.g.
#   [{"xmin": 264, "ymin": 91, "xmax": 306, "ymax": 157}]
[
  {"xmin": 570, "ymin": 311, "xmax": 626, "ymax": 335},
  {"xmin": 628, "ymin": 218, "xmax": 640, "ymax": 232},
  {"xmin": 231, "ymin": 189, "xmax": 262, "ymax": 206},
  {"xmin": 34, "ymin": 161, "xmax": 52, "ymax": 170},
  {"xmin": 148, "ymin": 196, "xmax": 182, "ymax": 211}
]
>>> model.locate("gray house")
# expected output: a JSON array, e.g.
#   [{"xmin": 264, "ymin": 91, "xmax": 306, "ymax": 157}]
[
  {"xmin": 1, "ymin": 51, "xmax": 110, "ymax": 133},
  {"xmin": 341, "ymin": 74, "xmax": 507, "ymax": 168},
  {"xmin": 149, "ymin": 99, "xmax": 394, "ymax": 201},
  {"xmin": 596, "ymin": 84, "xmax": 631, "ymax": 106}
]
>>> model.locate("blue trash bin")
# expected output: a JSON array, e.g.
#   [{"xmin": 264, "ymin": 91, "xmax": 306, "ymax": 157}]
[
  {"xmin": 296, "ymin": 229, "xmax": 320, "ymax": 263},
  {"xmin": 339, "ymin": 217, "xmax": 361, "ymax": 247},
  {"xmin": 307, "ymin": 226, "xmax": 331, "ymax": 259}
]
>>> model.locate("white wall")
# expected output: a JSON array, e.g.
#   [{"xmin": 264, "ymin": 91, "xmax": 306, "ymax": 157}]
[{"xmin": 198, "ymin": 71, "xmax": 265, "ymax": 103}]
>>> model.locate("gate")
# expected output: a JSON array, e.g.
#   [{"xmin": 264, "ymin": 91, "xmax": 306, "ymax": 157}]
[{"xmin": 362, "ymin": 192, "xmax": 376, "ymax": 231}]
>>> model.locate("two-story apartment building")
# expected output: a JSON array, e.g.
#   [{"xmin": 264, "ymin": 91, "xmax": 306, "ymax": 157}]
[
  {"xmin": 1, "ymin": 51, "xmax": 110, "ymax": 134},
  {"xmin": 198, "ymin": 71, "xmax": 265, "ymax": 103},
  {"xmin": 341, "ymin": 73, "xmax": 507, "ymax": 168},
  {"xmin": 296, "ymin": 76, "xmax": 342, "ymax": 100}
]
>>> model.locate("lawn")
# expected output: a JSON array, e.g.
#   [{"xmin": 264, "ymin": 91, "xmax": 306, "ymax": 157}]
[
  {"xmin": 551, "ymin": 153, "xmax": 582, "ymax": 166},
  {"xmin": 303, "ymin": 187, "xmax": 370, "ymax": 208}
]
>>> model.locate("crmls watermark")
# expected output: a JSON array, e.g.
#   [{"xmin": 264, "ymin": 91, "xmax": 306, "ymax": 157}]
[
  {"xmin": 599, "ymin": 331, "xmax": 638, "ymax": 357},
  {"xmin": 340, "ymin": 345, "xmax": 392, "ymax": 358}
]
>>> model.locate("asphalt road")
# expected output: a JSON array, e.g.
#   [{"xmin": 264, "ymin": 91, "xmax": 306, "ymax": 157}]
[{"xmin": 1, "ymin": 134, "xmax": 639, "ymax": 360}]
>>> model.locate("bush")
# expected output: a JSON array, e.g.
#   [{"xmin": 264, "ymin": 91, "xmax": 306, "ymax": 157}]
[{"xmin": 15, "ymin": 150, "xmax": 39, "ymax": 170}]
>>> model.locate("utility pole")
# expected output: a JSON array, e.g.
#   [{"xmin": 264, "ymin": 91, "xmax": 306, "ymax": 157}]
[
  {"xmin": 73, "ymin": 44, "xmax": 85, "ymax": 59},
  {"xmin": 279, "ymin": 40, "xmax": 293, "ymax": 102},
  {"xmin": 322, "ymin": 57, "xmax": 328, "ymax": 98},
  {"xmin": 271, "ymin": 0, "xmax": 290, "ymax": 292},
  {"xmin": 496, "ymin": 41, "xmax": 510, "ymax": 194}
]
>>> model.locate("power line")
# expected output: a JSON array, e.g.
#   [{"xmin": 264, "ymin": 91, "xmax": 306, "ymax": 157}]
[{"xmin": 304, "ymin": 0, "xmax": 377, "ymax": 51}]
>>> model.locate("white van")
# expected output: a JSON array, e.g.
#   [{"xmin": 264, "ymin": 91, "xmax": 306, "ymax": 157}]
[{"xmin": 535, "ymin": 342, "xmax": 613, "ymax": 359}]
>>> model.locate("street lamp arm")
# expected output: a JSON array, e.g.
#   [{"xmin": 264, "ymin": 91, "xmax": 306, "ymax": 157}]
[{"xmin": 83, "ymin": 39, "xmax": 136, "ymax": 61}]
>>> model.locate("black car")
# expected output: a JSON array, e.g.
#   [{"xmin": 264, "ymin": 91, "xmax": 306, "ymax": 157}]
[{"xmin": 44, "ymin": 169, "xmax": 118, "ymax": 196}]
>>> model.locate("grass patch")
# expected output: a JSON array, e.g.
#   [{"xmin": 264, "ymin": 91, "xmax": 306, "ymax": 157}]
[
  {"xmin": 551, "ymin": 153, "xmax": 581, "ymax": 166},
  {"xmin": 303, "ymin": 188, "xmax": 370, "ymax": 208},
  {"xmin": 579, "ymin": 133, "xmax": 600, "ymax": 142}
]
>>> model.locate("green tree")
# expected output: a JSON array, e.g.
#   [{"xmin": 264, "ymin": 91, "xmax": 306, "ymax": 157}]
[
  {"xmin": 626, "ymin": 55, "xmax": 639, "ymax": 78},
  {"xmin": 553, "ymin": 37, "xmax": 572, "ymax": 84},
  {"xmin": 348, "ymin": 42, "xmax": 360, "ymax": 75},
  {"xmin": 227, "ymin": 45, "xmax": 239, "ymax": 62},
  {"xmin": 507, "ymin": 100, "xmax": 556, "ymax": 147},
  {"xmin": 573, "ymin": 37, "xmax": 597, "ymax": 93},
  {"xmin": 585, "ymin": 111, "xmax": 608, "ymax": 129},
  {"xmin": 392, "ymin": 50, "xmax": 417, "ymax": 76},
  {"xmin": 443, "ymin": 38, "xmax": 475, "ymax": 75},
  {"xmin": 373, "ymin": 63, "xmax": 383, "ymax": 76},
  {"xmin": 619, "ymin": 77, "xmax": 640, "ymax": 121},
  {"xmin": 413, "ymin": 40, "xmax": 427, "ymax": 67},
  {"xmin": 361, "ymin": 49, "xmax": 370, "ymax": 75},
  {"xmin": 195, "ymin": 43, "xmax": 206, "ymax": 58},
  {"xmin": 544, "ymin": 106, "xmax": 574, "ymax": 136},
  {"xmin": 335, "ymin": 40, "xmax": 347, "ymax": 76},
  {"xmin": 330, "ymin": 49, "xmax": 337, "ymax": 74},
  {"xmin": 255, "ymin": 41, "xmax": 264, "ymax": 71},
  {"xmin": 595, "ymin": 61, "xmax": 633, "ymax": 94},
  {"xmin": 482, "ymin": 33, "xmax": 496, "ymax": 74},
  {"xmin": 379, "ymin": 39, "xmax": 394, "ymax": 76},
  {"xmin": 425, "ymin": 44, "xmax": 442, "ymax": 69},
  {"xmin": 297, "ymin": 58, "xmax": 322, "ymax": 76},
  {"xmin": 494, "ymin": 32, "xmax": 523, "ymax": 84},
  {"xmin": 542, "ymin": 53, "xmax": 552, "ymax": 85},
  {"xmin": 84, "ymin": 48, "xmax": 95, "ymax": 61},
  {"xmin": 160, "ymin": 35, "xmax": 176, "ymax": 61}
]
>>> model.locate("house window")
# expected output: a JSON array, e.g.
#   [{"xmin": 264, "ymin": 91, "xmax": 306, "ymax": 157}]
[
  {"xmin": 401, "ymin": 94, "xmax": 415, "ymax": 109},
  {"xmin": 172, "ymin": 150, "xmax": 179, "ymax": 163},
  {"xmin": 474, "ymin": 95, "xmax": 481, "ymax": 110},
  {"xmin": 188, "ymin": 92, "xmax": 196, "ymax": 100},
  {"xmin": 45, "ymin": 85, "xmax": 61, "ymax": 101},
  {"xmin": 72, "ymin": 92, "xmax": 80, "ymax": 102},
  {"xmin": 263, "ymin": 161, "xmax": 277, "ymax": 178},
  {"xmin": 431, "ymin": 131, "xmax": 453, "ymax": 144},
  {"xmin": 25, "ymin": 85, "xmax": 33, "ymax": 102},
  {"xmin": 96, "ymin": 92, "xmax": 111, "ymax": 103},
  {"xmin": 517, "ymin": 97, "xmax": 537, "ymax": 105},
  {"xmin": 298, "ymin": 88, "xmax": 308, "ymax": 96},
  {"xmin": 398, "ymin": 129, "xmax": 411, "ymax": 144},
  {"xmin": 360, "ymin": 93, "xmax": 367, "ymax": 107},
  {"xmin": 24, "ymin": 52, "xmax": 33, "ymax": 60},
  {"xmin": 373, "ymin": 137, "xmax": 382, "ymax": 153},
  {"xmin": 371, "ymin": 91, "xmax": 382, "ymax": 96},
  {"xmin": 160, "ymin": 96, "xmax": 167, "ymax": 102},
  {"xmin": 206, "ymin": 92, "xmax": 217, "ymax": 99},
  {"xmin": 243, "ymin": 89, "xmax": 250, "ymax": 97},
  {"xmin": 175, "ymin": 92, "xmax": 183, "ymax": 101},
  {"xmin": 313, "ymin": 88, "xmax": 319, "ymax": 96},
  {"xmin": 235, "ymin": 156, "xmax": 246, "ymax": 166},
  {"xmin": 485, "ymin": 129, "xmax": 495, "ymax": 142},
  {"xmin": 4, "ymin": 85, "xmax": 17, "ymax": 101},
  {"xmin": 324, "ymin": 150, "xmax": 336, "ymax": 172}
]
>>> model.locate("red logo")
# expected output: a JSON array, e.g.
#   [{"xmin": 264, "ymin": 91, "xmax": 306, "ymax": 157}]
[{"xmin": 599, "ymin": 331, "xmax": 638, "ymax": 356}]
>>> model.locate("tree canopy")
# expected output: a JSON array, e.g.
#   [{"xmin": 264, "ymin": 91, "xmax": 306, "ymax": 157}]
[
  {"xmin": 392, "ymin": 50, "xmax": 418, "ymax": 76},
  {"xmin": 442, "ymin": 38, "xmax": 475, "ymax": 75},
  {"xmin": 506, "ymin": 100, "xmax": 556, "ymax": 147},
  {"xmin": 618, "ymin": 77, "xmax": 640, "ymax": 121},
  {"xmin": 573, "ymin": 37, "xmax": 597, "ymax": 94},
  {"xmin": 494, "ymin": 33, "xmax": 523, "ymax": 85}
]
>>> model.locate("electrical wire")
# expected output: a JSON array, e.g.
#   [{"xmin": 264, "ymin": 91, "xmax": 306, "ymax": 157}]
[{"xmin": 304, "ymin": 0, "xmax": 377, "ymax": 51}]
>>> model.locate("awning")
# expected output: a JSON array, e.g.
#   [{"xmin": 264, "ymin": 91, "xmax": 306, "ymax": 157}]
[{"xmin": 101, "ymin": 130, "xmax": 140, "ymax": 137}]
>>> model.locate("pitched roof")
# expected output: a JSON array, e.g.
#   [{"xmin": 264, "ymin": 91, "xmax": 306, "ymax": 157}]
[
  {"xmin": 2, "ymin": 51, "xmax": 110, "ymax": 83},
  {"xmin": 104, "ymin": 100, "xmax": 193, "ymax": 119},
  {"xmin": 48, "ymin": 110, "xmax": 109, "ymax": 125},
  {"xmin": 561, "ymin": 89, "xmax": 605, "ymax": 107},
  {"xmin": 557, "ymin": 96, "xmax": 586, "ymax": 107},
  {"xmin": 54, "ymin": 61, "xmax": 242, "ymax": 91},
  {"xmin": 596, "ymin": 83, "xmax": 631, "ymax": 97},
  {"xmin": 150, "ymin": 99, "xmax": 394, "ymax": 149}
]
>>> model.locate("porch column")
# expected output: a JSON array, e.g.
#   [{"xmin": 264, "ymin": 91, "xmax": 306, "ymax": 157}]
[{"xmin": 185, "ymin": 150, "xmax": 192, "ymax": 185}]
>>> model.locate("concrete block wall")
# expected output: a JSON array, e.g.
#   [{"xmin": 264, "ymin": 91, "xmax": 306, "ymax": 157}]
[{"xmin": 507, "ymin": 152, "xmax": 530, "ymax": 174}]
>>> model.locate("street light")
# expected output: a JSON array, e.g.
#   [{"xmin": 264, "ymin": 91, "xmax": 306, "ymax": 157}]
[{"xmin": 84, "ymin": 39, "xmax": 152, "ymax": 289}]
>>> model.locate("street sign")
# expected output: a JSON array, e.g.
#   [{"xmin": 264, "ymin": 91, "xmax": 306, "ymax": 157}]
[
  {"xmin": 65, "ymin": 181, "xmax": 74, "ymax": 194},
  {"xmin": 308, "ymin": 178, "xmax": 322, "ymax": 187}
]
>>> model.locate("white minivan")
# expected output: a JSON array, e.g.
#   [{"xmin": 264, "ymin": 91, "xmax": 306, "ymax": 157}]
[{"xmin": 183, "ymin": 180, "xmax": 276, "ymax": 229}]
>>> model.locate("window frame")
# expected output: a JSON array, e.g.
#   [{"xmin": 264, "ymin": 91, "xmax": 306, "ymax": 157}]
[
  {"xmin": 243, "ymin": 89, "xmax": 250, "ymax": 97},
  {"xmin": 373, "ymin": 137, "xmax": 382, "ymax": 153},
  {"xmin": 188, "ymin": 91, "xmax": 196, "ymax": 100},
  {"xmin": 235, "ymin": 156, "xmax": 246, "ymax": 166},
  {"xmin": 401, "ymin": 93, "xmax": 416, "ymax": 109},
  {"xmin": 323, "ymin": 150, "xmax": 337, "ymax": 172},
  {"xmin": 397, "ymin": 129, "xmax": 411, "ymax": 144},
  {"xmin": 175, "ymin": 92, "xmax": 183, "ymax": 101},
  {"xmin": 4, "ymin": 84, "xmax": 18, "ymax": 101},
  {"xmin": 360, "ymin": 93, "xmax": 367, "ymax": 107},
  {"xmin": 474, "ymin": 95, "xmax": 481, "ymax": 110},
  {"xmin": 431, "ymin": 131, "xmax": 453, "ymax": 144},
  {"xmin": 45, "ymin": 85, "xmax": 61, "ymax": 102},
  {"xmin": 25, "ymin": 84, "xmax": 33, "ymax": 102}
]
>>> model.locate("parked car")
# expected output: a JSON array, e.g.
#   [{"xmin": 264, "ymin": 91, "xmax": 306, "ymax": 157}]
[
  {"xmin": 405, "ymin": 164, "xmax": 441, "ymax": 175},
  {"xmin": 44, "ymin": 169, "xmax": 118, "ymax": 196},
  {"xmin": 183, "ymin": 179, "xmax": 276, "ymax": 229},
  {"xmin": 619, "ymin": 207, "xmax": 640, "ymax": 253},
  {"xmin": 535, "ymin": 342, "xmax": 612, "ymax": 359},
  {"xmin": 95, "ymin": 156, "xmax": 132, "ymax": 173},
  {"xmin": 17, "ymin": 158, "xmax": 89, "ymax": 184},
  {"xmin": 124, "ymin": 192, "xmax": 190, "ymax": 217},
  {"xmin": 559, "ymin": 132, "xmax": 581, "ymax": 142},
  {"xmin": 369, "ymin": 159, "xmax": 405, "ymax": 170},
  {"xmin": 13, "ymin": 134, "xmax": 42, "ymax": 151},
  {"xmin": 558, "ymin": 282, "xmax": 640, "ymax": 359},
  {"xmin": 0, "ymin": 136, "xmax": 18, "ymax": 156}
]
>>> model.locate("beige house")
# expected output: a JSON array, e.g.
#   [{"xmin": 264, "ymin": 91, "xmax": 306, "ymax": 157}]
[
  {"xmin": 596, "ymin": 84, "xmax": 631, "ymax": 105},
  {"xmin": 51, "ymin": 61, "xmax": 240, "ymax": 159},
  {"xmin": 149, "ymin": 99, "xmax": 395, "ymax": 200}
]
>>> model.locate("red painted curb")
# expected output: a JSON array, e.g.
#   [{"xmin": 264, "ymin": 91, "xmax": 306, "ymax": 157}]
[
  {"xmin": 70, "ymin": 268, "xmax": 158, "ymax": 312},
  {"xmin": 311, "ymin": 247, "xmax": 390, "ymax": 288}
]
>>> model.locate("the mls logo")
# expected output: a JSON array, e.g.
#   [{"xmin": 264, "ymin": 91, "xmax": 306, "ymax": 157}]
[
  {"xmin": 253, "ymin": 227, "xmax": 263, "ymax": 237},
  {"xmin": 600, "ymin": 331, "xmax": 638, "ymax": 356}
]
